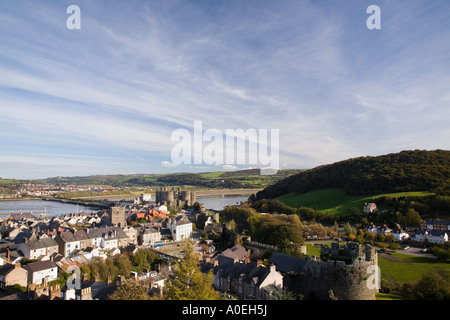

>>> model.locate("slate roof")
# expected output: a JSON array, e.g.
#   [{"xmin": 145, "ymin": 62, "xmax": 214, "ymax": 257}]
[
  {"xmin": 27, "ymin": 237, "xmax": 59, "ymax": 250},
  {"xmin": 87, "ymin": 226, "xmax": 127, "ymax": 240},
  {"xmin": 424, "ymin": 220, "xmax": 450, "ymax": 226},
  {"xmin": 220, "ymin": 244, "xmax": 249, "ymax": 261},
  {"xmin": 173, "ymin": 215, "xmax": 191, "ymax": 226},
  {"xmin": 269, "ymin": 252, "xmax": 307, "ymax": 274},
  {"xmin": 0, "ymin": 263, "xmax": 20, "ymax": 276},
  {"xmin": 58, "ymin": 230, "xmax": 91, "ymax": 242},
  {"xmin": 24, "ymin": 260, "xmax": 58, "ymax": 273},
  {"xmin": 429, "ymin": 230, "xmax": 448, "ymax": 237}
]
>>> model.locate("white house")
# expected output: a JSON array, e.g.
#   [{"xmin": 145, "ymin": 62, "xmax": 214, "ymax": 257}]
[
  {"xmin": 412, "ymin": 229, "xmax": 428, "ymax": 242},
  {"xmin": 87, "ymin": 227, "xmax": 128, "ymax": 250},
  {"xmin": 88, "ymin": 228, "xmax": 118, "ymax": 250},
  {"xmin": 170, "ymin": 215, "xmax": 193, "ymax": 241},
  {"xmin": 24, "ymin": 260, "xmax": 59, "ymax": 285},
  {"xmin": 427, "ymin": 230, "xmax": 448, "ymax": 244},
  {"xmin": 392, "ymin": 228, "xmax": 409, "ymax": 241},
  {"xmin": 18, "ymin": 237, "xmax": 59, "ymax": 260},
  {"xmin": 364, "ymin": 203, "xmax": 377, "ymax": 214}
]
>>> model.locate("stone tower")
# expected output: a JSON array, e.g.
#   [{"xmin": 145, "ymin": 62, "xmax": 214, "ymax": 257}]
[
  {"xmin": 297, "ymin": 242, "xmax": 379, "ymax": 300},
  {"xmin": 110, "ymin": 206, "xmax": 126, "ymax": 228}
]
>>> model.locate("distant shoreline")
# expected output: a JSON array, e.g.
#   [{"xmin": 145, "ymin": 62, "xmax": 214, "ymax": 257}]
[{"xmin": 196, "ymin": 188, "xmax": 262, "ymax": 197}]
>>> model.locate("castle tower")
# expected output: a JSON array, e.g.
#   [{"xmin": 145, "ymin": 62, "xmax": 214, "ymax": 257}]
[
  {"xmin": 110, "ymin": 206, "xmax": 126, "ymax": 228},
  {"xmin": 299, "ymin": 242, "xmax": 378, "ymax": 300}
]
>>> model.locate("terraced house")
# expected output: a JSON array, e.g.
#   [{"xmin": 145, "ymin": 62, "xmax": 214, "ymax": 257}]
[{"xmin": 55, "ymin": 228, "xmax": 92, "ymax": 258}]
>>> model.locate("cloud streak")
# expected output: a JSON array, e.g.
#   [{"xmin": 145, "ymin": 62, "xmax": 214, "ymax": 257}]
[{"xmin": 0, "ymin": 0, "xmax": 449, "ymax": 178}]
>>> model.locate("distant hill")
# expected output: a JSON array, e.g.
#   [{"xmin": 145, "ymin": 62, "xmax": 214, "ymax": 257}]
[
  {"xmin": 256, "ymin": 150, "xmax": 450, "ymax": 200},
  {"xmin": 39, "ymin": 168, "xmax": 303, "ymax": 189}
]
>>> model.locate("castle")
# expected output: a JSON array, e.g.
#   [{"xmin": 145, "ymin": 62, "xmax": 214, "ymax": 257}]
[
  {"xmin": 272, "ymin": 242, "xmax": 379, "ymax": 300},
  {"xmin": 155, "ymin": 186, "xmax": 196, "ymax": 207}
]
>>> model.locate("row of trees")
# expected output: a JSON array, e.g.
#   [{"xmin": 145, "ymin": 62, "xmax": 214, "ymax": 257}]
[
  {"xmin": 80, "ymin": 248, "xmax": 160, "ymax": 283},
  {"xmin": 222, "ymin": 204, "xmax": 339, "ymax": 257}
]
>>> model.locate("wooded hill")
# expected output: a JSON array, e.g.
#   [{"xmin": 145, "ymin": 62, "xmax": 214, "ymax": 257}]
[{"xmin": 256, "ymin": 150, "xmax": 450, "ymax": 200}]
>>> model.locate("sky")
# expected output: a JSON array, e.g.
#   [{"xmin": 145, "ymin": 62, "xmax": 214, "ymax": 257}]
[{"xmin": 0, "ymin": 0, "xmax": 449, "ymax": 179}]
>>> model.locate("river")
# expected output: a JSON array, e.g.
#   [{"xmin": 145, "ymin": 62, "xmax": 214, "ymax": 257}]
[
  {"xmin": 0, "ymin": 194, "xmax": 249, "ymax": 218},
  {"xmin": 197, "ymin": 195, "xmax": 249, "ymax": 211},
  {"xmin": 0, "ymin": 199, "xmax": 95, "ymax": 217}
]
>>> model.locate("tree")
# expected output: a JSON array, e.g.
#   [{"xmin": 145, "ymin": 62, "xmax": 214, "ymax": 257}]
[
  {"xmin": 413, "ymin": 271, "xmax": 450, "ymax": 300},
  {"xmin": 165, "ymin": 241, "xmax": 221, "ymax": 300},
  {"xmin": 109, "ymin": 280, "xmax": 151, "ymax": 300}
]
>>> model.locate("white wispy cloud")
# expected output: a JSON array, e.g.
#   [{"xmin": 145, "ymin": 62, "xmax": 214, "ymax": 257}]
[{"xmin": 0, "ymin": 0, "xmax": 449, "ymax": 178}]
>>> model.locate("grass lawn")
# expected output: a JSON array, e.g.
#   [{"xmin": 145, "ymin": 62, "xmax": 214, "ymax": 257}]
[
  {"xmin": 276, "ymin": 188, "xmax": 434, "ymax": 217},
  {"xmin": 375, "ymin": 292, "xmax": 404, "ymax": 300},
  {"xmin": 305, "ymin": 243, "xmax": 322, "ymax": 256},
  {"xmin": 378, "ymin": 252, "xmax": 450, "ymax": 283}
]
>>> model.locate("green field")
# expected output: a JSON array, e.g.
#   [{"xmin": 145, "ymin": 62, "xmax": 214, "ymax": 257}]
[
  {"xmin": 276, "ymin": 188, "xmax": 434, "ymax": 217},
  {"xmin": 378, "ymin": 252, "xmax": 450, "ymax": 283}
]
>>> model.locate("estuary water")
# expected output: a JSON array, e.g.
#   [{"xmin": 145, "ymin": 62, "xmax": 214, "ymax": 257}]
[
  {"xmin": 197, "ymin": 195, "xmax": 249, "ymax": 211},
  {"xmin": 0, "ymin": 195, "xmax": 249, "ymax": 218},
  {"xmin": 0, "ymin": 199, "xmax": 94, "ymax": 217}
]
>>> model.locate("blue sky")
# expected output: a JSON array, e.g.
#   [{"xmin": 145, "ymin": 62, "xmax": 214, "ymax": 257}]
[{"xmin": 0, "ymin": 0, "xmax": 449, "ymax": 179}]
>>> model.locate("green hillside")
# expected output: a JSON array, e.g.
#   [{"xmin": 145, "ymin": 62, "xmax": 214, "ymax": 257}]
[
  {"xmin": 256, "ymin": 150, "xmax": 450, "ymax": 200},
  {"xmin": 276, "ymin": 188, "xmax": 434, "ymax": 217}
]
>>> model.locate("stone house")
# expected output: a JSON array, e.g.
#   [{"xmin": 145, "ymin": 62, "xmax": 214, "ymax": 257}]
[
  {"xmin": 0, "ymin": 263, "xmax": 28, "ymax": 291},
  {"xmin": 123, "ymin": 226, "xmax": 138, "ymax": 244},
  {"xmin": 138, "ymin": 227, "xmax": 161, "ymax": 247},
  {"xmin": 55, "ymin": 228, "xmax": 92, "ymax": 258}
]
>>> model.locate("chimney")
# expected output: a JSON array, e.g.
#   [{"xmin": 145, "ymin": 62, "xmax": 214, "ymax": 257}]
[
  {"xmin": 6, "ymin": 247, "xmax": 10, "ymax": 261},
  {"xmin": 49, "ymin": 284, "xmax": 61, "ymax": 300},
  {"xmin": 15, "ymin": 262, "xmax": 21, "ymax": 269}
]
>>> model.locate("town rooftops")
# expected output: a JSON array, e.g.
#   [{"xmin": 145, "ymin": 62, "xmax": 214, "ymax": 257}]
[
  {"xmin": 269, "ymin": 252, "xmax": 307, "ymax": 274},
  {"xmin": 27, "ymin": 237, "xmax": 59, "ymax": 250},
  {"xmin": 173, "ymin": 215, "xmax": 191, "ymax": 226},
  {"xmin": 428, "ymin": 230, "xmax": 448, "ymax": 237},
  {"xmin": 58, "ymin": 229, "xmax": 91, "ymax": 242},
  {"xmin": 87, "ymin": 226, "xmax": 127, "ymax": 240},
  {"xmin": 423, "ymin": 220, "xmax": 450, "ymax": 225},
  {"xmin": 0, "ymin": 263, "xmax": 24, "ymax": 276},
  {"xmin": 220, "ymin": 244, "xmax": 249, "ymax": 261}
]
